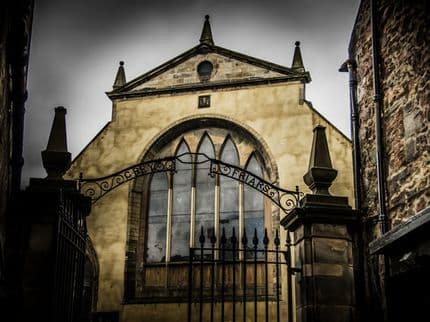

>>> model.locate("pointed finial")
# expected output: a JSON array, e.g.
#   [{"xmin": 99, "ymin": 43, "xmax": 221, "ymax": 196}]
[
  {"xmin": 199, "ymin": 15, "xmax": 214, "ymax": 46},
  {"xmin": 291, "ymin": 41, "xmax": 305, "ymax": 72},
  {"xmin": 263, "ymin": 228, "xmax": 269, "ymax": 248},
  {"xmin": 199, "ymin": 226, "xmax": 205, "ymax": 245},
  {"xmin": 41, "ymin": 106, "xmax": 71, "ymax": 179},
  {"xmin": 210, "ymin": 228, "xmax": 217, "ymax": 245},
  {"xmin": 242, "ymin": 228, "xmax": 248, "ymax": 246},
  {"xmin": 252, "ymin": 228, "xmax": 259, "ymax": 247},
  {"xmin": 113, "ymin": 61, "xmax": 126, "ymax": 89},
  {"xmin": 231, "ymin": 227, "xmax": 237, "ymax": 244},
  {"xmin": 303, "ymin": 125, "xmax": 338, "ymax": 195},
  {"xmin": 274, "ymin": 229, "xmax": 280, "ymax": 247}
]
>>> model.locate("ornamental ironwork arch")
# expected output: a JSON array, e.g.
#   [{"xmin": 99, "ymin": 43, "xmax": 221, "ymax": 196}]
[{"xmin": 78, "ymin": 152, "xmax": 302, "ymax": 214}]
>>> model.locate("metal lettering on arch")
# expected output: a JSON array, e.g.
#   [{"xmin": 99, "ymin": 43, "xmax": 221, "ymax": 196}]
[
  {"xmin": 78, "ymin": 157, "xmax": 176, "ymax": 202},
  {"xmin": 209, "ymin": 159, "xmax": 301, "ymax": 213},
  {"xmin": 78, "ymin": 152, "xmax": 301, "ymax": 213}
]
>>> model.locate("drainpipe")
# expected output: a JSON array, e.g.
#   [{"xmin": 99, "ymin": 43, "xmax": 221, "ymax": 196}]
[
  {"xmin": 371, "ymin": 0, "xmax": 388, "ymax": 234},
  {"xmin": 9, "ymin": 0, "xmax": 34, "ymax": 193},
  {"xmin": 371, "ymin": 2, "xmax": 391, "ymax": 322},
  {"xmin": 340, "ymin": 57, "xmax": 365, "ymax": 322},
  {"xmin": 339, "ymin": 59, "xmax": 362, "ymax": 211}
]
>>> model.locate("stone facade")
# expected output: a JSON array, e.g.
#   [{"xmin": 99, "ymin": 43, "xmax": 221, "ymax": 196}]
[
  {"xmin": 352, "ymin": 0, "xmax": 429, "ymax": 229},
  {"xmin": 0, "ymin": 0, "xmax": 34, "ymax": 293},
  {"xmin": 67, "ymin": 27, "xmax": 354, "ymax": 321},
  {"xmin": 349, "ymin": 0, "xmax": 430, "ymax": 321},
  {"xmin": 0, "ymin": 5, "xmax": 12, "ymax": 276}
]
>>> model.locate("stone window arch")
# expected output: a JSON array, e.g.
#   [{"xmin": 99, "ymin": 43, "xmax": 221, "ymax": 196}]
[{"xmin": 125, "ymin": 117, "xmax": 279, "ymax": 301}]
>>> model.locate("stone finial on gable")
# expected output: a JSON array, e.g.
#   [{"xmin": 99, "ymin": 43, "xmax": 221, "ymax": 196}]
[
  {"xmin": 41, "ymin": 106, "xmax": 71, "ymax": 179},
  {"xmin": 303, "ymin": 125, "xmax": 338, "ymax": 195},
  {"xmin": 200, "ymin": 15, "xmax": 214, "ymax": 46},
  {"xmin": 113, "ymin": 61, "xmax": 126, "ymax": 89},
  {"xmin": 291, "ymin": 41, "xmax": 305, "ymax": 72}
]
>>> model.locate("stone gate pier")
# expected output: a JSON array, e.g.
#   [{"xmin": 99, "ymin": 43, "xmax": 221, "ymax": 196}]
[{"xmin": 282, "ymin": 126, "xmax": 359, "ymax": 322}]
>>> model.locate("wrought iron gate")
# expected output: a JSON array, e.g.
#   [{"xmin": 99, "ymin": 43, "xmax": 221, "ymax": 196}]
[
  {"xmin": 52, "ymin": 191, "xmax": 88, "ymax": 322},
  {"xmin": 187, "ymin": 227, "xmax": 295, "ymax": 322},
  {"xmin": 77, "ymin": 152, "xmax": 302, "ymax": 321}
]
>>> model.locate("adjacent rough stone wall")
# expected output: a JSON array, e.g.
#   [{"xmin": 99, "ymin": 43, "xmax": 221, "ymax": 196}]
[
  {"xmin": 352, "ymin": 0, "xmax": 377, "ymax": 225},
  {"xmin": 379, "ymin": 0, "xmax": 430, "ymax": 224},
  {"xmin": 351, "ymin": 0, "xmax": 430, "ymax": 229},
  {"xmin": 0, "ymin": 5, "xmax": 11, "ymax": 282},
  {"xmin": 350, "ymin": 0, "xmax": 429, "ymax": 320}
]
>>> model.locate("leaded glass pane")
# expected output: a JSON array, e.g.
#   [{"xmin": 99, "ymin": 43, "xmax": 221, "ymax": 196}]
[
  {"xmin": 220, "ymin": 138, "xmax": 239, "ymax": 252},
  {"xmin": 195, "ymin": 135, "xmax": 215, "ymax": 243},
  {"xmin": 244, "ymin": 155, "xmax": 264, "ymax": 249},
  {"xmin": 171, "ymin": 141, "xmax": 192, "ymax": 261},
  {"xmin": 146, "ymin": 172, "xmax": 168, "ymax": 263}
]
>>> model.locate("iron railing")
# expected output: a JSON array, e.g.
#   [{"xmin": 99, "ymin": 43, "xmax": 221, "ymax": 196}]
[
  {"xmin": 52, "ymin": 191, "xmax": 88, "ymax": 322},
  {"xmin": 188, "ymin": 227, "xmax": 296, "ymax": 322}
]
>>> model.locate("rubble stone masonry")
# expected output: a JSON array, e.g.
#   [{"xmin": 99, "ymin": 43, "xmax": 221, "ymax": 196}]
[
  {"xmin": 0, "ymin": 8, "xmax": 11, "ymax": 270},
  {"xmin": 351, "ymin": 0, "xmax": 429, "ymax": 228}
]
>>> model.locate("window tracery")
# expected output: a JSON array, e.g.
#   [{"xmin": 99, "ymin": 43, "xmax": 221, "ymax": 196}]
[{"xmin": 144, "ymin": 128, "xmax": 270, "ymax": 264}]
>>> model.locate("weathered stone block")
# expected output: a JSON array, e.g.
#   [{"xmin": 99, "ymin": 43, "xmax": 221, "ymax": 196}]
[
  {"xmin": 312, "ymin": 238, "xmax": 352, "ymax": 265},
  {"xmin": 311, "ymin": 223, "xmax": 349, "ymax": 239}
]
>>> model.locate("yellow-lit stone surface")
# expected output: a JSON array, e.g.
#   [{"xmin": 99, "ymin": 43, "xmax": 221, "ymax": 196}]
[
  {"xmin": 133, "ymin": 52, "xmax": 285, "ymax": 90},
  {"xmin": 67, "ymin": 51, "xmax": 353, "ymax": 320}
]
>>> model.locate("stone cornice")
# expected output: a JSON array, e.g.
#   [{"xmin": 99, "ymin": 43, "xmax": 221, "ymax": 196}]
[{"xmin": 107, "ymin": 75, "xmax": 307, "ymax": 100}]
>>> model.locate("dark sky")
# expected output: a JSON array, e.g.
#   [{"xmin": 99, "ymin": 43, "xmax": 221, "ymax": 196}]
[{"xmin": 23, "ymin": 0, "xmax": 360, "ymax": 185}]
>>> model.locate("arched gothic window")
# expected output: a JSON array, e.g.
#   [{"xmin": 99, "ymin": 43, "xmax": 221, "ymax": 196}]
[
  {"xmin": 171, "ymin": 141, "xmax": 192, "ymax": 261},
  {"xmin": 219, "ymin": 137, "xmax": 240, "ymax": 249},
  {"xmin": 195, "ymin": 134, "xmax": 215, "ymax": 244},
  {"xmin": 244, "ymin": 154, "xmax": 264, "ymax": 247},
  {"xmin": 143, "ymin": 130, "xmax": 270, "ymax": 264},
  {"xmin": 146, "ymin": 172, "xmax": 168, "ymax": 263}
]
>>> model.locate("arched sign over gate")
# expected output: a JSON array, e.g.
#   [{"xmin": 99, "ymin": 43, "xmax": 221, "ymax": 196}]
[{"xmin": 78, "ymin": 152, "xmax": 302, "ymax": 214}]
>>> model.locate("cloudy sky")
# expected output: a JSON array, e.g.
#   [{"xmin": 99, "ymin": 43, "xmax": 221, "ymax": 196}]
[{"xmin": 23, "ymin": 0, "xmax": 360, "ymax": 185}]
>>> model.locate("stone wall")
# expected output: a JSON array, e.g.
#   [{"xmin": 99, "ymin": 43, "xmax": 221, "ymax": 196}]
[
  {"xmin": 134, "ymin": 52, "xmax": 284, "ymax": 91},
  {"xmin": 0, "ymin": 4, "xmax": 12, "ymax": 282},
  {"xmin": 351, "ymin": 0, "xmax": 430, "ymax": 229},
  {"xmin": 67, "ymin": 79, "xmax": 353, "ymax": 319},
  {"xmin": 349, "ymin": 0, "xmax": 429, "ymax": 320}
]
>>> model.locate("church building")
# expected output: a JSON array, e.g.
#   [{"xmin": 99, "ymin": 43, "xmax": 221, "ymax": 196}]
[{"xmin": 67, "ymin": 16, "xmax": 353, "ymax": 322}]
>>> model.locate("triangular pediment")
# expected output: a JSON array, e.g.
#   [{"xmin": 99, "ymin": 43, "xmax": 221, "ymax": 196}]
[{"xmin": 108, "ymin": 45, "xmax": 310, "ymax": 97}]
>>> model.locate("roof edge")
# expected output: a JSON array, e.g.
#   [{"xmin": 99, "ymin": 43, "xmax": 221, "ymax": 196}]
[
  {"xmin": 69, "ymin": 121, "xmax": 111, "ymax": 166},
  {"xmin": 304, "ymin": 99, "xmax": 351, "ymax": 143},
  {"xmin": 107, "ymin": 43, "xmax": 310, "ymax": 96}
]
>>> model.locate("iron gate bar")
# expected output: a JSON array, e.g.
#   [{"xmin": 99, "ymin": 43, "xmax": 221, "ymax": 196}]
[
  {"xmin": 200, "ymin": 227, "xmax": 205, "ymax": 322},
  {"xmin": 232, "ymin": 228, "xmax": 237, "ymax": 322},
  {"xmin": 264, "ymin": 229, "xmax": 269, "ymax": 322},
  {"xmin": 286, "ymin": 233, "xmax": 293, "ymax": 322},
  {"xmin": 274, "ymin": 230, "xmax": 280, "ymax": 322},
  {"xmin": 221, "ymin": 228, "xmax": 226, "ymax": 322},
  {"xmin": 253, "ymin": 229, "xmax": 258, "ymax": 322},
  {"xmin": 188, "ymin": 228, "xmax": 291, "ymax": 322},
  {"xmin": 78, "ymin": 152, "xmax": 302, "ymax": 213},
  {"xmin": 211, "ymin": 233, "xmax": 216, "ymax": 322},
  {"xmin": 52, "ymin": 191, "xmax": 87, "ymax": 322},
  {"xmin": 242, "ymin": 230, "xmax": 247, "ymax": 322}
]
